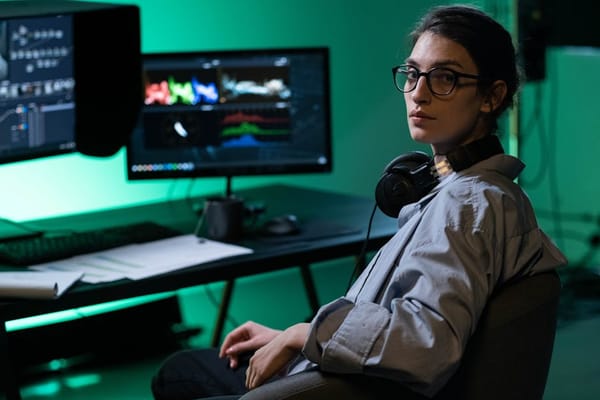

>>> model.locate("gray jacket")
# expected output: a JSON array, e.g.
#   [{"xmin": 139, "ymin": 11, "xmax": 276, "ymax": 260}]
[{"xmin": 288, "ymin": 154, "xmax": 567, "ymax": 397}]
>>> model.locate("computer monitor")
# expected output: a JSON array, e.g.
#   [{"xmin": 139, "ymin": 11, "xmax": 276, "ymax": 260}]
[
  {"xmin": 126, "ymin": 47, "xmax": 332, "ymax": 195},
  {"xmin": 0, "ymin": 1, "xmax": 142, "ymax": 164}
]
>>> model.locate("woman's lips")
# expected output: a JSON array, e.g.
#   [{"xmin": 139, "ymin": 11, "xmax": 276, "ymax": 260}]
[{"xmin": 409, "ymin": 111, "xmax": 434, "ymax": 124}]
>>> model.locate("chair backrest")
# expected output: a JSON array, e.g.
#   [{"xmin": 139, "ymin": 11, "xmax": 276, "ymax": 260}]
[
  {"xmin": 434, "ymin": 269, "xmax": 561, "ymax": 400},
  {"xmin": 239, "ymin": 270, "xmax": 561, "ymax": 400}
]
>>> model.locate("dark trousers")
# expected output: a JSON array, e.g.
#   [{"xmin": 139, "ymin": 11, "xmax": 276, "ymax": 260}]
[
  {"xmin": 151, "ymin": 348, "xmax": 430, "ymax": 400},
  {"xmin": 151, "ymin": 347, "xmax": 252, "ymax": 400}
]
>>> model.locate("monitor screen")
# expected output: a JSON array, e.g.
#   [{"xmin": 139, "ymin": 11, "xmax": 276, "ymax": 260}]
[
  {"xmin": 0, "ymin": 1, "xmax": 141, "ymax": 164},
  {"xmin": 0, "ymin": 14, "xmax": 76, "ymax": 164},
  {"xmin": 126, "ymin": 47, "xmax": 332, "ymax": 183}
]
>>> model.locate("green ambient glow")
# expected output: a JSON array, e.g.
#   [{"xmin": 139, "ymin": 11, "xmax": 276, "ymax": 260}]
[{"xmin": 5, "ymin": 292, "xmax": 174, "ymax": 332}]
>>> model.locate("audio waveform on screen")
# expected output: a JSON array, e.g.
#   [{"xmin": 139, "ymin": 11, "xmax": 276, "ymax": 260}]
[
  {"xmin": 220, "ymin": 134, "xmax": 263, "ymax": 147},
  {"xmin": 219, "ymin": 108, "xmax": 291, "ymax": 148},
  {"xmin": 221, "ymin": 111, "xmax": 289, "ymax": 125},
  {"xmin": 221, "ymin": 122, "xmax": 289, "ymax": 138},
  {"xmin": 145, "ymin": 76, "xmax": 218, "ymax": 106}
]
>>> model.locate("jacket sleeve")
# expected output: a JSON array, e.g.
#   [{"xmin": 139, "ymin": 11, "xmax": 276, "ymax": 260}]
[{"xmin": 301, "ymin": 223, "xmax": 492, "ymax": 397}]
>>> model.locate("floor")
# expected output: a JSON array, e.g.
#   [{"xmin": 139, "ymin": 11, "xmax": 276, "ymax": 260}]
[{"xmin": 14, "ymin": 267, "xmax": 600, "ymax": 400}]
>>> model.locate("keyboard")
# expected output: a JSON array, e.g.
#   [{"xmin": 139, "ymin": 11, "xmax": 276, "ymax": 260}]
[{"xmin": 0, "ymin": 221, "xmax": 183, "ymax": 266}]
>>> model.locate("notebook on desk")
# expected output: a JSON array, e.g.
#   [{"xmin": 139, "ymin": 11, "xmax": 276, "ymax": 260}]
[{"xmin": 0, "ymin": 271, "xmax": 83, "ymax": 299}]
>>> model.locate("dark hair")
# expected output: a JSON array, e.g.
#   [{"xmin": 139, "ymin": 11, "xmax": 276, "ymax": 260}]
[{"xmin": 410, "ymin": 4, "xmax": 521, "ymax": 131}]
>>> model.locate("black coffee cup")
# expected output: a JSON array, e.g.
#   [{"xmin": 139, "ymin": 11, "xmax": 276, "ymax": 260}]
[{"xmin": 197, "ymin": 196, "xmax": 244, "ymax": 241}]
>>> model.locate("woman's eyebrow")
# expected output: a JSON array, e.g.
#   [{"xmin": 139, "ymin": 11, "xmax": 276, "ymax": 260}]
[{"xmin": 404, "ymin": 58, "xmax": 465, "ymax": 70}]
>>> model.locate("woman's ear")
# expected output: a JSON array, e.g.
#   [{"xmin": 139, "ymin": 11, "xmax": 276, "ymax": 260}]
[{"xmin": 481, "ymin": 80, "xmax": 507, "ymax": 113}]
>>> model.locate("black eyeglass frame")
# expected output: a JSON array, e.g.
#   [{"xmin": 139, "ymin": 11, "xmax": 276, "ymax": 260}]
[{"xmin": 392, "ymin": 64, "xmax": 481, "ymax": 96}]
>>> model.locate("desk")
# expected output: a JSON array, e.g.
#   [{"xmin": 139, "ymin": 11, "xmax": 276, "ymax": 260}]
[{"xmin": 0, "ymin": 184, "xmax": 397, "ymax": 400}]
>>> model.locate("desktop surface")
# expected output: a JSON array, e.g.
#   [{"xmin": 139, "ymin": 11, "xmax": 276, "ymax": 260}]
[{"xmin": 0, "ymin": 183, "xmax": 396, "ymax": 319}]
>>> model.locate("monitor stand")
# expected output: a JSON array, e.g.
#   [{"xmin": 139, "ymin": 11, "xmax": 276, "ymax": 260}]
[
  {"xmin": 225, "ymin": 175, "xmax": 234, "ymax": 197},
  {"xmin": 223, "ymin": 175, "xmax": 266, "ymax": 219},
  {"xmin": 192, "ymin": 176, "xmax": 251, "ymax": 216}
]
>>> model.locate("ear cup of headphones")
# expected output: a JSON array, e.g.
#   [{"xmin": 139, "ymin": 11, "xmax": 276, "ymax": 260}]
[
  {"xmin": 375, "ymin": 136, "xmax": 505, "ymax": 218},
  {"xmin": 375, "ymin": 151, "xmax": 434, "ymax": 218}
]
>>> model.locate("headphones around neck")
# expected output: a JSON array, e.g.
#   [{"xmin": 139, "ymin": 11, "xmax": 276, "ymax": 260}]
[{"xmin": 375, "ymin": 135, "xmax": 504, "ymax": 218}]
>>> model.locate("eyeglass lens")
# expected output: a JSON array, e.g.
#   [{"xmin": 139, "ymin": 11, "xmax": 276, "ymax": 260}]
[{"xmin": 394, "ymin": 67, "xmax": 457, "ymax": 95}]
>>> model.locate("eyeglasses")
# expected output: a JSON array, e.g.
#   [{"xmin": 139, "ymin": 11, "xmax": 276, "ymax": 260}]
[{"xmin": 392, "ymin": 64, "xmax": 481, "ymax": 96}]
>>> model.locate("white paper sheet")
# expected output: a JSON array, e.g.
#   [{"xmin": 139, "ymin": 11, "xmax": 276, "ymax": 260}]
[{"xmin": 29, "ymin": 235, "xmax": 254, "ymax": 284}]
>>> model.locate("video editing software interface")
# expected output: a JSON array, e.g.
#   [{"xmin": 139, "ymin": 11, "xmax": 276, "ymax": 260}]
[
  {"xmin": 0, "ymin": 14, "xmax": 76, "ymax": 164},
  {"xmin": 127, "ymin": 47, "xmax": 331, "ymax": 179}
]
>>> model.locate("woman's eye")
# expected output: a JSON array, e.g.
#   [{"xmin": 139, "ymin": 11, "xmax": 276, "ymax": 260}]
[
  {"xmin": 435, "ymin": 71, "xmax": 455, "ymax": 83},
  {"xmin": 406, "ymin": 70, "xmax": 419, "ymax": 80}
]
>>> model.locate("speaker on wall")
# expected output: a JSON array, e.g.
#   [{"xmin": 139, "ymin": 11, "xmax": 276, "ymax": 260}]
[
  {"xmin": 518, "ymin": 0, "xmax": 600, "ymax": 81},
  {"xmin": 543, "ymin": 0, "xmax": 600, "ymax": 48}
]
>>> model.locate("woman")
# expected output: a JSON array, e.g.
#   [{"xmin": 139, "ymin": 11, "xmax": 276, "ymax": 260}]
[{"xmin": 151, "ymin": 5, "xmax": 566, "ymax": 399}]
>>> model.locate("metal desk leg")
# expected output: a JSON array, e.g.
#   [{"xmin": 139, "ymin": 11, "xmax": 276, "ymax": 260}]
[
  {"xmin": 299, "ymin": 264, "xmax": 320, "ymax": 317},
  {"xmin": 211, "ymin": 265, "xmax": 320, "ymax": 347},
  {"xmin": 210, "ymin": 264, "xmax": 321, "ymax": 346},
  {"xmin": 0, "ymin": 322, "xmax": 21, "ymax": 400},
  {"xmin": 211, "ymin": 279, "xmax": 235, "ymax": 347}
]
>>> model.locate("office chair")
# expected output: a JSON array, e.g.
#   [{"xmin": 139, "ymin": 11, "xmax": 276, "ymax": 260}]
[{"xmin": 209, "ymin": 270, "xmax": 562, "ymax": 400}]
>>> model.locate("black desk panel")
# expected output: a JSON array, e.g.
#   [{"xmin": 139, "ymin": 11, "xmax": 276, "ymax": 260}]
[{"xmin": 0, "ymin": 184, "xmax": 397, "ymax": 399}]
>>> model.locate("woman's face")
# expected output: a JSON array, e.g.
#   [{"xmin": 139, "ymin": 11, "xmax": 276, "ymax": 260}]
[{"xmin": 404, "ymin": 32, "xmax": 489, "ymax": 154}]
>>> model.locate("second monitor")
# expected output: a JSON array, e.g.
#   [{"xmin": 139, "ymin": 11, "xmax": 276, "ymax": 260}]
[{"xmin": 126, "ymin": 46, "xmax": 332, "ymax": 196}]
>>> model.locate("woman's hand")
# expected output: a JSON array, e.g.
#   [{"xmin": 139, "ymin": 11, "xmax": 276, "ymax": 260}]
[
  {"xmin": 245, "ymin": 322, "xmax": 310, "ymax": 389},
  {"xmin": 219, "ymin": 321, "xmax": 281, "ymax": 368}
]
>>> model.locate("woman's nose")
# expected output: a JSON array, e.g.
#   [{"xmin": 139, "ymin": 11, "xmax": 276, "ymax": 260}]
[{"xmin": 410, "ymin": 76, "xmax": 431, "ymax": 103}]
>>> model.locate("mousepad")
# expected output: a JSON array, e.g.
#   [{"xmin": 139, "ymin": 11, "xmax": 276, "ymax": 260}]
[{"xmin": 248, "ymin": 219, "xmax": 361, "ymax": 245}]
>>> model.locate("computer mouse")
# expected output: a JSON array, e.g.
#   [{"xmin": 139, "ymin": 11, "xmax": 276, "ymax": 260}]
[{"xmin": 262, "ymin": 214, "xmax": 301, "ymax": 236}]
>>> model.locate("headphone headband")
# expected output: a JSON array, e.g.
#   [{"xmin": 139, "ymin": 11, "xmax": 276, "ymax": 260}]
[
  {"xmin": 446, "ymin": 135, "xmax": 504, "ymax": 172},
  {"xmin": 375, "ymin": 135, "xmax": 504, "ymax": 217}
]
